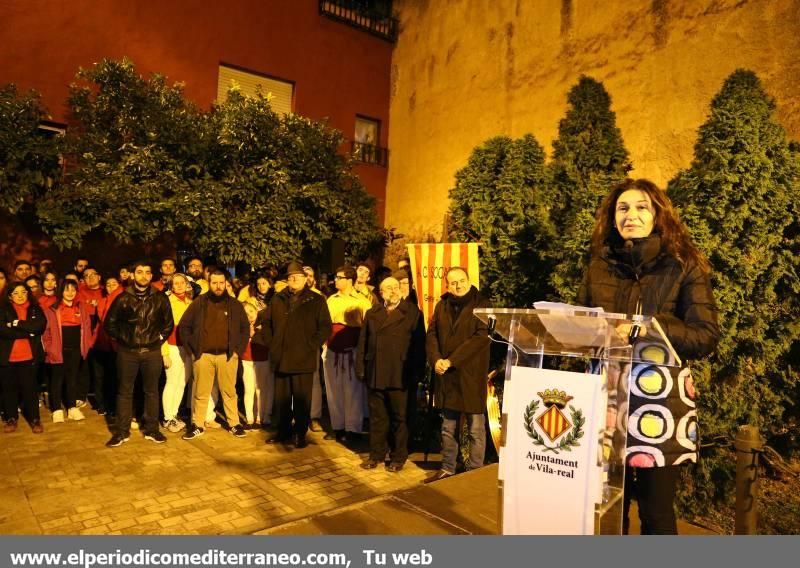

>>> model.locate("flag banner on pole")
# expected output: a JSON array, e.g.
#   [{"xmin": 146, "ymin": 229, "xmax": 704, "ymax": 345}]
[{"xmin": 406, "ymin": 243, "xmax": 480, "ymax": 329}]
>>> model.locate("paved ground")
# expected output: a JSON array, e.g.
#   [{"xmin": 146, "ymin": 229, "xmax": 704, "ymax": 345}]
[
  {"xmin": 1, "ymin": 407, "xmax": 716, "ymax": 536},
  {"xmin": 0, "ymin": 407, "xmax": 432, "ymax": 535},
  {"xmin": 264, "ymin": 465, "xmax": 717, "ymax": 536}
]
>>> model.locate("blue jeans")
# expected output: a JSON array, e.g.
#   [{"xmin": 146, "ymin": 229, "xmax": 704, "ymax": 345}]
[{"xmin": 441, "ymin": 409, "xmax": 486, "ymax": 474}]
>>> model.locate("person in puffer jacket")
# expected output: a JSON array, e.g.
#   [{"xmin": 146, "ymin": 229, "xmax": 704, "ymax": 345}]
[{"xmin": 577, "ymin": 178, "xmax": 720, "ymax": 534}]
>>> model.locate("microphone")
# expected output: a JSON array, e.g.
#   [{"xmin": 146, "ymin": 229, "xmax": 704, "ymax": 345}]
[
  {"xmin": 629, "ymin": 298, "xmax": 643, "ymax": 344},
  {"xmin": 624, "ymin": 240, "xmax": 643, "ymax": 344},
  {"xmin": 487, "ymin": 315, "xmax": 497, "ymax": 336}
]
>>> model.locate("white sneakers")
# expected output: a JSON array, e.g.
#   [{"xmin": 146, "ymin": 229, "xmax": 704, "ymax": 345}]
[
  {"xmin": 164, "ymin": 418, "xmax": 186, "ymax": 433},
  {"xmin": 53, "ymin": 408, "xmax": 85, "ymax": 421},
  {"xmin": 67, "ymin": 407, "xmax": 85, "ymax": 421}
]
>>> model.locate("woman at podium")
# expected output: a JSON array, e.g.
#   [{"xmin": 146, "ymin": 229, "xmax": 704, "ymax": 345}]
[{"xmin": 577, "ymin": 178, "xmax": 720, "ymax": 534}]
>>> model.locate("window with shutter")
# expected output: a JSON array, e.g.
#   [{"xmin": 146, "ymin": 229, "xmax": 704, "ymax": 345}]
[{"xmin": 217, "ymin": 64, "xmax": 294, "ymax": 115}]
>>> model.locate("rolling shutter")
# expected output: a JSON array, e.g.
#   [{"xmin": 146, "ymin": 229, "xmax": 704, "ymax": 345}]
[{"xmin": 217, "ymin": 64, "xmax": 294, "ymax": 115}]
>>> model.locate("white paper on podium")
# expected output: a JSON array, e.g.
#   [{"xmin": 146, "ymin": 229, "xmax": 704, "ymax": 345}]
[{"xmin": 499, "ymin": 366, "xmax": 603, "ymax": 535}]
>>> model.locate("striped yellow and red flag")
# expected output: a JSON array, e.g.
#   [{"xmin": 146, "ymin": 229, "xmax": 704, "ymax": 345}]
[{"xmin": 406, "ymin": 243, "xmax": 480, "ymax": 329}]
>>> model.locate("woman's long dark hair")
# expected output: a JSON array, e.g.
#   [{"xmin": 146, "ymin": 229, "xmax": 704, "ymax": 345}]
[
  {"xmin": 53, "ymin": 279, "xmax": 80, "ymax": 309},
  {"xmin": 248, "ymin": 273, "xmax": 275, "ymax": 303},
  {"xmin": 590, "ymin": 178, "xmax": 711, "ymax": 273}
]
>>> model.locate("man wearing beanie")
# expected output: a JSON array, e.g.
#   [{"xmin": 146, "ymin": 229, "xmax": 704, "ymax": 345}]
[{"xmin": 258, "ymin": 261, "xmax": 332, "ymax": 448}]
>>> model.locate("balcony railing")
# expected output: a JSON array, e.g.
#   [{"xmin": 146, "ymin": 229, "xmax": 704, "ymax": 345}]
[
  {"xmin": 351, "ymin": 140, "xmax": 389, "ymax": 167},
  {"xmin": 320, "ymin": 0, "xmax": 398, "ymax": 43}
]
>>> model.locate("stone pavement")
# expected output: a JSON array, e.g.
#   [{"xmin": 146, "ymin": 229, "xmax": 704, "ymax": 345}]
[
  {"xmin": 264, "ymin": 465, "xmax": 717, "ymax": 535},
  {"xmin": 0, "ymin": 407, "xmax": 432, "ymax": 535},
  {"xmin": 1, "ymin": 408, "xmax": 717, "ymax": 536}
]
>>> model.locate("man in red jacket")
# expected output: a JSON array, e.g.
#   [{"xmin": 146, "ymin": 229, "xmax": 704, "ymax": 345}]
[{"xmin": 76, "ymin": 266, "xmax": 104, "ymax": 410}]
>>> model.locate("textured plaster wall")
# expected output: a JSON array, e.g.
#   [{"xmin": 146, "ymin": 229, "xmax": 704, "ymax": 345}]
[{"xmin": 385, "ymin": 0, "xmax": 800, "ymax": 240}]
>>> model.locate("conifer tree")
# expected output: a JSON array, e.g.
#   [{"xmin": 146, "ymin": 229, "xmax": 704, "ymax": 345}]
[
  {"xmin": 668, "ymin": 69, "xmax": 800, "ymax": 505},
  {"xmin": 548, "ymin": 76, "xmax": 631, "ymax": 303},
  {"xmin": 448, "ymin": 134, "xmax": 553, "ymax": 306}
]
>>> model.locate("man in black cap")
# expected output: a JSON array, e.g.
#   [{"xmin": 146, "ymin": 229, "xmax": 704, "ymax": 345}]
[{"xmin": 257, "ymin": 262, "xmax": 331, "ymax": 448}]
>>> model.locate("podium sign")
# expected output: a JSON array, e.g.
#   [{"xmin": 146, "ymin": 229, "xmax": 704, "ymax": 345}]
[
  {"xmin": 500, "ymin": 366, "xmax": 603, "ymax": 535},
  {"xmin": 474, "ymin": 307, "xmax": 680, "ymax": 535}
]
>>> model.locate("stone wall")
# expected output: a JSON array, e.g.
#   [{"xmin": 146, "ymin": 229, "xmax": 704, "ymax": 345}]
[{"xmin": 385, "ymin": 0, "xmax": 800, "ymax": 241}]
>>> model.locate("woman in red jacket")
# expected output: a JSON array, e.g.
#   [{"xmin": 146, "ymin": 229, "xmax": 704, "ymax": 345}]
[
  {"xmin": 39, "ymin": 270, "xmax": 59, "ymax": 310},
  {"xmin": 0, "ymin": 282, "xmax": 47, "ymax": 433},
  {"xmin": 42, "ymin": 280, "xmax": 96, "ymax": 422},
  {"xmin": 91, "ymin": 275, "xmax": 125, "ymax": 416}
]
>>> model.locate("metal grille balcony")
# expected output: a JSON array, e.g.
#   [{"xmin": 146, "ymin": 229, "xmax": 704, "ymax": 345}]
[
  {"xmin": 351, "ymin": 140, "xmax": 389, "ymax": 167},
  {"xmin": 320, "ymin": 0, "xmax": 398, "ymax": 43}
]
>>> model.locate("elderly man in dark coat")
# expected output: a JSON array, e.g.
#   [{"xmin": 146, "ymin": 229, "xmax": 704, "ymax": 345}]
[
  {"xmin": 356, "ymin": 276, "xmax": 425, "ymax": 472},
  {"xmin": 424, "ymin": 267, "xmax": 491, "ymax": 483},
  {"xmin": 257, "ymin": 261, "xmax": 332, "ymax": 449}
]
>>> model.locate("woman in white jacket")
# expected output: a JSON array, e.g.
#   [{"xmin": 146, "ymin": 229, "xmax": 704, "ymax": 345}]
[{"xmin": 161, "ymin": 273, "xmax": 194, "ymax": 433}]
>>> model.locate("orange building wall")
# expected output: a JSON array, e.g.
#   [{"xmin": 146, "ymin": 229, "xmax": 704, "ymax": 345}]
[{"xmin": 0, "ymin": 0, "xmax": 391, "ymax": 270}]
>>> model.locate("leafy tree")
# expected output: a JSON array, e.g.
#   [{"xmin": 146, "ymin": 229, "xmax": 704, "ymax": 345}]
[
  {"xmin": 548, "ymin": 76, "xmax": 631, "ymax": 303},
  {"xmin": 36, "ymin": 58, "xmax": 201, "ymax": 249},
  {"xmin": 35, "ymin": 58, "xmax": 380, "ymax": 264},
  {"xmin": 0, "ymin": 85, "xmax": 60, "ymax": 214},
  {"xmin": 448, "ymin": 134, "xmax": 553, "ymax": 305},
  {"xmin": 668, "ymin": 69, "xmax": 800, "ymax": 508},
  {"xmin": 186, "ymin": 90, "xmax": 379, "ymax": 266}
]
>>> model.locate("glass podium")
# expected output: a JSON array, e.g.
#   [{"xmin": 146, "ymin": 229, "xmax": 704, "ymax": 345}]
[{"xmin": 473, "ymin": 307, "xmax": 680, "ymax": 535}]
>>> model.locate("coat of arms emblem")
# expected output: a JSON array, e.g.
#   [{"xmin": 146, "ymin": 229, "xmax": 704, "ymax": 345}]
[{"xmin": 524, "ymin": 389, "xmax": 585, "ymax": 454}]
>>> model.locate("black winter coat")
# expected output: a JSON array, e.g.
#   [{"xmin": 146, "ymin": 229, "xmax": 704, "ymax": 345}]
[
  {"xmin": 576, "ymin": 236, "xmax": 720, "ymax": 360},
  {"xmin": 179, "ymin": 294, "xmax": 250, "ymax": 360},
  {"xmin": 426, "ymin": 287, "xmax": 491, "ymax": 414},
  {"xmin": 105, "ymin": 286, "xmax": 173, "ymax": 351},
  {"xmin": 0, "ymin": 302, "xmax": 46, "ymax": 365},
  {"xmin": 258, "ymin": 287, "xmax": 332, "ymax": 374},
  {"xmin": 357, "ymin": 300, "xmax": 425, "ymax": 390}
]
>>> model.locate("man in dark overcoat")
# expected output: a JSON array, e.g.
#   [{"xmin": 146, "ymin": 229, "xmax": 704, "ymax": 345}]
[
  {"xmin": 257, "ymin": 261, "xmax": 332, "ymax": 448},
  {"xmin": 356, "ymin": 277, "xmax": 425, "ymax": 472},
  {"xmin": 424, "ymin": 267, "xmax": 490, "ymax": 482}
]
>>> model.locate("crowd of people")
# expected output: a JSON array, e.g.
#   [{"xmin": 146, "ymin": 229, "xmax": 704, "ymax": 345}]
[
  {"xmin": 0, "ymin": 178, "xmax": 719, "ymax": 533},
  {"xmin": 0, "ymin": 253, "xmax": 491, "ymax": 482}
]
